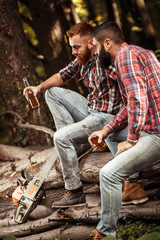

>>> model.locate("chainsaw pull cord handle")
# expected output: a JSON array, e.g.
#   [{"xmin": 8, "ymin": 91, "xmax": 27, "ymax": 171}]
[{"xmin": 21, "ymin": 169, "xmax": 33, "ymax": 181}]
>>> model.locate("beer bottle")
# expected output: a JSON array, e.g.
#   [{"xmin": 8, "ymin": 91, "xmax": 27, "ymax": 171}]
[
  {"xmin": 23, "ymin": 78, "xmax": 40, "ymax": 109},
  {"xmin": 82, "ymin": 125, "xmax": 107, "ymax": 151}
]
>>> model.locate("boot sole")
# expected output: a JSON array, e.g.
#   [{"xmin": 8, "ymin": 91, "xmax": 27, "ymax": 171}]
[
  {"xmin": 122, "ymin": 197, "xmax": 149, "ymax": 205},
  {"xmin": 52, "ymin": 202, "xmax": 87, "ymax": 208}
]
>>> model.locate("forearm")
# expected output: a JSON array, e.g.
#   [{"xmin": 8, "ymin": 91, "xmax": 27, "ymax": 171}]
[
  {"xmin": 38, "ymin": 73, "xmax": 63, "ymax": 92},
  {"xmin": 23, "ymin": 73, "xmax": 64, "ymax": 99}
]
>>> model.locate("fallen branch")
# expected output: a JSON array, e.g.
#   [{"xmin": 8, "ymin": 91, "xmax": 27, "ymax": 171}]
[{"xmin": 0, "ymin": 110, "xmax": 55, "ymax": 137}]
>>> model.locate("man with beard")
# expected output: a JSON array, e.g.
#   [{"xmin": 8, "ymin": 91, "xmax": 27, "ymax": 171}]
[
  {"xmin": 89, "ymin": 21, "xmax": 160, "ymax": 239},
  {"xmin": 24, "ymin": 22, "xmax": 122, "ymax": 208}
]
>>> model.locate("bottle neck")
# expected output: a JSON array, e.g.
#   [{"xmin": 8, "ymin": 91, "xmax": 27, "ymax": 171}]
[
  {"xmin": 82, "ymin": 125, "xmax": 91, "ymax": 136},
  {"xmin": 23, "ymin": 78, "xmax": 30, "ymax": 88}
]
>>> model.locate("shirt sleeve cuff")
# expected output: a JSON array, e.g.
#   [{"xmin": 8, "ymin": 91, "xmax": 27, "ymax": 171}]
[{"xmin": 127, "ymin": 131, "xmax": 140, "ymax": 144}]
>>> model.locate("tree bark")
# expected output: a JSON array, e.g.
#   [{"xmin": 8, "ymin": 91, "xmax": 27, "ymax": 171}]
[
  {"xmin": 16, "ymin": 225, "xmax": 95, "ymax": 240},
  {"xmin": 0, "ymin": 0, "xmax": 53, "ymax": 146}
]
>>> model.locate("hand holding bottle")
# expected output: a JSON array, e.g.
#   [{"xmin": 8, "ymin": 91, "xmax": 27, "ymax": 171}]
[
  {"xmin": 88, "ymin": 126, "xmax": 112, "ymax": 151},
  {"xmin": 23, "ymin": 78, "xmax": 40, "ymax": 109},
  {"xmin": 83, "ymin": 125, "xmax": 107, "ymax": 151}
]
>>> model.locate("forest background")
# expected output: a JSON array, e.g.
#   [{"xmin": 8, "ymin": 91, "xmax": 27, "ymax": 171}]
[{"xmin": 0, "ymin": 0, "xmax": 160, "ymax": 148}]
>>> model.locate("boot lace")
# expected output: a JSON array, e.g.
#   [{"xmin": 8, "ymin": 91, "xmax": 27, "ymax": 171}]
[{"xmin": 64, "ymin": 190, "xmax": 71, "ymax": 199}]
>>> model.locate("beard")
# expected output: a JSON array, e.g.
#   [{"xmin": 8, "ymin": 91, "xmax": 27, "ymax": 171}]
[
  {"xmin": 77, "ymin": 47, "xmax": 92, "ymax": 65},
  {"xmin": 99, "ymin": 44, "xmax": 112, "ymax": 69}
]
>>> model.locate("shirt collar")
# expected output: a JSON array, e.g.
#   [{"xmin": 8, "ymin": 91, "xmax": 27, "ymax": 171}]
[{"xmin": 119, "ymin": 42, "xmax": 128, "ymax": 51}]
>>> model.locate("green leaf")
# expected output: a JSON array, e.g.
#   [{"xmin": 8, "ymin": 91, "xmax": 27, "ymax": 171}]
[{"xmin": 137, "ymin": 231, "xmax": 160, "ymax": 240}]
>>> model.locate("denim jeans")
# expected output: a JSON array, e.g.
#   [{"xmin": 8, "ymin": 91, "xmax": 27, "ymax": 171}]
[
  {"xmin": 105, "ymin": 126, "xmax": 140, "ymax": 179},
  {"xmin": 45, "ymin": 87, "xmax": 114, "ymax": 190},
  {"xmin": 97, "ymin": 131, "xmax": 160, "ymax": 237}
]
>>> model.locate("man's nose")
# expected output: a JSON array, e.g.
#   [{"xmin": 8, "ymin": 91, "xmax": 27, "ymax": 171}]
[{"xmin": 72, "ymin": 48, "xmax": 78, "ymax": 55}]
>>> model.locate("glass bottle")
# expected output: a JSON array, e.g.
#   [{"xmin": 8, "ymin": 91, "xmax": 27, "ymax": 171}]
[
  {"xmin": 23, "ymin": 78, "xmax": 40, "ymax": 109},
  {"xmin": 82, "ymin": 125, "xmax": 107, "ymax": 151}
]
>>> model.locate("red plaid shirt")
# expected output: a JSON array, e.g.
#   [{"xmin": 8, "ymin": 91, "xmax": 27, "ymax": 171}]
[
  {"xmin": 59, "ymin": 54, "xmax": 122, "ymax": 114},
  {"xmin": 108, "ymin": 42, "xmax": 160, "ymax": 143}
]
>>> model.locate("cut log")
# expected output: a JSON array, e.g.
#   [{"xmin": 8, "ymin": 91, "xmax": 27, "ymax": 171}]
[
  {"xmin": 0, "ymin": 144, "xmax": 160, "ymax": 239},
  {"xmin": 0, "ymin": 214, "xmax": 64, "ymax": 238},
  {"xmin": 1, "ymin": 145, "xmax": 160, "ymax": 197},
  {"xmin": 119, "ymin": 201, "xmax": 160, "ymax": 220},
  {"xmin": 0, "ymin": 144, "xmax": 43, "ymax": 161},
  {"xmin": 79, "ymin": 151, "xmax": 113, "ymax": 183},
  {"xmin": 16, "ymin": 224, "xmax": 95, "ymax": 240}
]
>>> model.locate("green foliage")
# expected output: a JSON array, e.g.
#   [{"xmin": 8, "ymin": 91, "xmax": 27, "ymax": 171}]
[
  {"xmin": 18, "ymin": 1, "xmax": 38, "ymax": 47},
  {"xmin": 117, "ymin": 220, "xmax": 160, "ymax": 240},
  {"xmin": 55, "ymin": 237, "xmax": 71, "ymax": 240},
  {"xmin": 22, "ymin": 22, "xmax": 38, "ymax": 47},
  {"xmin": 55, "ymin": 237, "xmax": 61, "ymax": 240},
  {"xmin": 72, "ymin": 0, "xmax": 89, "ymax": 21},
  {"xmin": 102, "ymin": 236, "xmax": 116, "ymax": 240},
  {"xmin": 18, "ymin": 1, "xmax": 32, "ymax": 20},
  {"xmin": 137, "ymin": 231, "xmax": 160, "ymax": 240},
  {"xmin": 2, "ymin": 236, "xmax": 16, "ymax": 240}
]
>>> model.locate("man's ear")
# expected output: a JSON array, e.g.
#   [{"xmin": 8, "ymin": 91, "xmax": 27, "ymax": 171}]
[
  {"xmin": 88, "ymin": 39, "xmax": 94, "ymax": 49},
  {"xmin": 104, "ymin": 38, "xmax": 111, "ymax": 50}
]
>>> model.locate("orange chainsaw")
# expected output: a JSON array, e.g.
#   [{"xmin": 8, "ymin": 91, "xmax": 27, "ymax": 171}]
[{"xmin": 12, "ymin": 149, "xmax": 57, "ymax": 224}]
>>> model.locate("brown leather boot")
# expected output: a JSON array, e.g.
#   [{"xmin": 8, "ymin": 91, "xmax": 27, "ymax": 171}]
[
  {"xmin": 122, "ymin": 179, "xmax": 148, "ymax": 205},
  {"xmin": 94, "ymin": 229, "xmax": 106, "ymax": 240}
]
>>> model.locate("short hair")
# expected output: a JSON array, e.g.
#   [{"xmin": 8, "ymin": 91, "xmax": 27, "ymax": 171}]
[
  {"xmin": 66, "ymin": 22, "xmax": 93, "ymax": 38},
  {"xmin": 92, "ymin": 21, "xmax": 124, "ymax": 44}
]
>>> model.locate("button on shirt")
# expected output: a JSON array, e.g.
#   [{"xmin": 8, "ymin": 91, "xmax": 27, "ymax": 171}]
[
  {"xmin": 59, "ymin": 54, "xmax": 122, "ymax": 114},
  {"xmin": 108, "ymin": 42, "xmax": 160, "ymax": 144}
]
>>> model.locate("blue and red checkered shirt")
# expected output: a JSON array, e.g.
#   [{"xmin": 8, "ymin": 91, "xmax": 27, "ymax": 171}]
[
  {"xmin": 108, "ymin": 42, "xmax": 160, "ymax": 143},
  {"xmin": 59, "ymin": 54, "xmax": 122, "ymax": 114}
]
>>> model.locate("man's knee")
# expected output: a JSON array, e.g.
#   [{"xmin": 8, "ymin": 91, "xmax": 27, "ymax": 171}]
[
  {"xmin": 100, "ymin": 164, "xmax": 121, "ymax": 183},
  {"xmin": 54, "ymin": 127, "xmax": 71, "ymax": 147},
  {"xmin": 45, "ymin": 87, "xmax": 58, "ymax": 103},
  {"xmin": 100, "ymin": 165, "xmax": 111, "ymax": 182}
]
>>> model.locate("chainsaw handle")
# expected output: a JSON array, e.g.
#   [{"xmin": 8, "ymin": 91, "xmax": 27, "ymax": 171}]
[
  {"xmin": 17, "ymin": 179, "xmax": 24, "ymax": 188},
  {"xmin": 21, "ymin": 169, "xmax": 33, "ymax": 181}
]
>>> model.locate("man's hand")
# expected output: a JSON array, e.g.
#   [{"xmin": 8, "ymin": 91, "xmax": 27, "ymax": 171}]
[
  {"xmin": 115, "ymin": 140, "xmax": 135, "ymax": 157},
  {"xmin": 88, "ymin": 127, "xmax": 111, "ymax": 149},
  {"xmin": 23, "ymin": 86, "xmax": 41, "ymax": 101}
]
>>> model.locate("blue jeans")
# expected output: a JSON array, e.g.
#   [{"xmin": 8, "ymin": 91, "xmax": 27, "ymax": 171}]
[
  {"xmin": 106, "ymin": 126, "xmax": 140, "ymax": 179},
  {"xmin": 97, "ymin": 130, "xmax": 160, "ymax": 237},
  {"xmin": 45, "ymin": 87, "xmax": 114, "ymax": 190}
]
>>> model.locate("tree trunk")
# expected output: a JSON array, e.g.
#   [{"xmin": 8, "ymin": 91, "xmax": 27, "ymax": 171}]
[
  {"xmin": 86, "ymin": 0, "xmax": 96, "ymax": 23},
  {"xmin": 0, "ymin": 0, "xmax": 53, "ymax": 146},
  {"xmin": 135, "ymin": 0, "xmax": 160, "ymax": 49},
  {"xmin": 69, "ymin": 0, "xmax": 81, "ymax": 24},
  {"xmin": 111, "ymin": 0, "xmax": 121, "ymax": 27},
  {"xmin": 119, "ymin": 0, "xmax": 132, "ymax": 43},
  {"xmin": 105, "ymin": 0, "xmax": 115, "ymax": 21},
  {"xmin": 26, "ymin": 0, "xmax": 72, "ymax": 77}
]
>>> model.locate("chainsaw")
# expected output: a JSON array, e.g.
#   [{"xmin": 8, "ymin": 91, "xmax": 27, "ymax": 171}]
[{"xmin": 12, "ymin": 148, "xmax": 57, "ymax": 224}]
